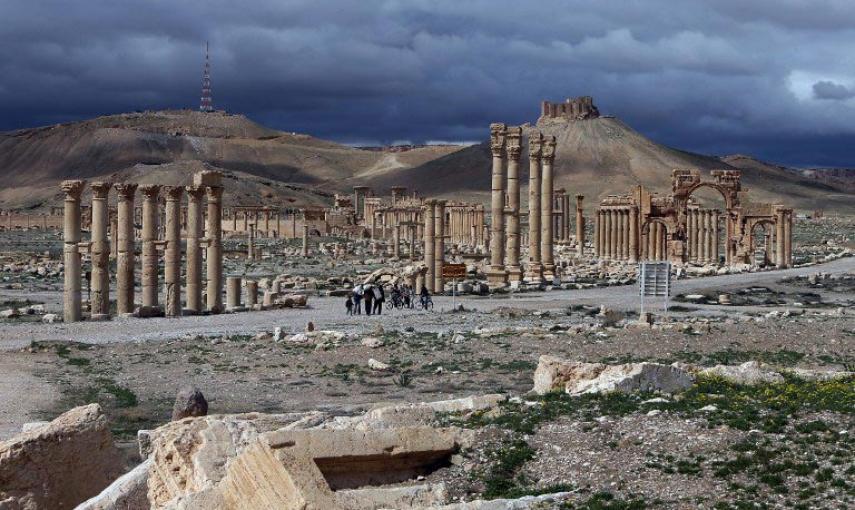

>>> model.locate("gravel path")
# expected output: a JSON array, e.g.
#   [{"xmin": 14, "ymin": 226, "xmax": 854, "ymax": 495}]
[
  {"xmin": 0, "ymin": 357, "xmax": 58, "ymax": 439},
  {"xmin": 0, "ymin": 257, "xmax": 851, "ymax": 352}
]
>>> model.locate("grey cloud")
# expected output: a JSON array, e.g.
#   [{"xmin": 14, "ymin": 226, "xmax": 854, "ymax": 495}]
[
  {"xmin": 0, "ymin": 0, "xmax": 854, "ymax": 166},
  {"xmin": 813, "ymin": 80, "xmax": 855, "ymax": 100}
]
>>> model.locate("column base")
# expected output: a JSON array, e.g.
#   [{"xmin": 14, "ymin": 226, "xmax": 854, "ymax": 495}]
[
  {"xmin": 507, "ymin": 265, "xmax": 523, "ymax": 283},
  {"xmin": 524, "ymin": 264, "xmax": 543, "ymax": 284},
  {"xmin": 542, "ymin": 264, "xmax": 556, "ymax": 283},
  {"xmin": 486, "ymin": 268, "xmax": 508, "ymax": 288}
]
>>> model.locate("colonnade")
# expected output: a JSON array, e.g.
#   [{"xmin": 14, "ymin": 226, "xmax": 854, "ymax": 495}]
[
  {"xmin": 595, "ymin": 206, "xmax": 640, "ymax": 262},
  {"xmin": 686, "ymin": 208, "xmax": 720, "ymax": 264},
  {"xmin": 60, "ymin": 171, "xmax": 225, "ymax": 322}
]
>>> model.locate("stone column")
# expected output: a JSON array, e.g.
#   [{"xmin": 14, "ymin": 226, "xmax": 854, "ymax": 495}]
[
  {"xmin": 526, "ymin": 133, "xmax": 543, "ymax": 283},
  {"xmin": 504, "ymin": 126, "xmax": 522, "ymax": 282},
  {"xmin": 619, "ymin": 208, "xmax": 628, "ymax": 260},
  {"xmin": 140, "ymin": 185, "xmax": 161, "ymax": 309},
  {"xmin": 246, "ymin": 280, "xmax": 258, "ymax": 307},
  {"xmin": 629, "ymin": 206, "xmax": 639, "ymax": 263},
  {"xmin": 302, "ymin": 224, "xmax": 309, "ymax": 256},
  {"xmin": 164, "ymin": 186, "xmax": 183, "ymax": 316},
  {"xmin": 595, "ymin": 210, "xmax": 602, "ymax": 258},
  {"xmin": 393, "ymin": 224, "xmax": 401, "ymax": 259},
  {"xmin": 434, "ymin": 200, "xmax": 446, "ymax": 293},
  {"xmin": 688, "ymin": 209, "xmax": 696, "ymax": 262},
  {"xmin": 114, "ymin": 183, "xmax": 138, "ymax": 315},
  {"xmin": 61, "ymin": 180, "xmax": 85, "ymax": 322},
  {"xmin": 226, "ymin": 276, "xmax": 242, "ymax": 311},
  {"xmin": 204, "ymin": 179, "xmax": 224, "ymax": 313},
  {"xmin": 609, "ymin": 210, "xmax": 618, "ymax": 260},
  {"xmin": 695, "ymin": 211, "xmax": 703, "ymax": 263},
  {"xmin": 89, "ymin": 182, "xmax": 111, "ymax": 319},
  {"xmin": 776, "ymin": 209, "xmax": 787, "ymax": 268},
  {"xmin": 184, "ymin": 185, "xmax": 205, "ymax": 314},
  {"xmin": 651, "ymin": 222, "xmax": 662, "ymax": 261},
  {"xmin": 423, "ymin": 200, "xmax": 435, "ymax": 292},
  {"xmin": 409, "ymin": 224, "xmax": 418, "ymax": 261},
  {"xmin": 575, "ymin": 195, "xmax": 585, "ymax": 257},
  {"xmin": 540, "ymin": 135, "xmax": 556, "ymax": 279},
  {"xmin": 712, "ymin": 211, "xmax": 719, "ymax": 265},
  {"xmin": 487, "ymin": 124, "xmax": 508, "ymax": 286},
  {"xmin": 110, "ymin": 212, "xmax": 118, "ymax": 260}
]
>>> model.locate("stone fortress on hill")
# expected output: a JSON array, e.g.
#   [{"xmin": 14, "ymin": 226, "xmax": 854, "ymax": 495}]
[{"xmin": 538, "ymin": 95, "xmax": 601, "ymax": 122}]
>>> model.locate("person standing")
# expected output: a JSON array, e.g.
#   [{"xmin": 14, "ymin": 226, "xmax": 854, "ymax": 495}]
[
  {"xmin": 364, "ymin": 285, "xmax": 373, "ymax": 316},
  {"xmin": 373, "ymin": 285, "xmax": 384, "ymax": 315},
  {"xmin": 353, "ymin": 285, "xmax": 362, "ymax": 315}
]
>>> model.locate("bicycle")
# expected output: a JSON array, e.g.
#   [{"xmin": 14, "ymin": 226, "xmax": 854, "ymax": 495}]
[{"xmin": 419, "ymin": 295, "xmax": 434, "ymax": 311}]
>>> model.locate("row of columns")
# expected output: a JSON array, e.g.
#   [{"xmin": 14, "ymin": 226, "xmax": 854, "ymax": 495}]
[
  {"xmin": 686, "ymin": 208, "xmax": 720, "ymax": 264},
  {"xmin": 595, "ymin": 206, "xmax": 640, "ymax": 262},
  {"xmin": 61, "ymin": 171, "xmax": 224, "ymax": 323}
]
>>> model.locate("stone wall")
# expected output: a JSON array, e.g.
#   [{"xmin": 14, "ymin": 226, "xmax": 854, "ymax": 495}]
[{"xmin": 539, "ymin": 96, "xmax": 600, "ymax": 122}]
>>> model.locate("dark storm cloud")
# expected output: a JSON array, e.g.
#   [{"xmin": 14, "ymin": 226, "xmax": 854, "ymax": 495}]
[
  {"xmin": 813, "ymin": 80, "xmax": 855, "ymax": 100},
  {"xmin": 1, "ymin": 0, "xmax": 855, "ymax": 165}
]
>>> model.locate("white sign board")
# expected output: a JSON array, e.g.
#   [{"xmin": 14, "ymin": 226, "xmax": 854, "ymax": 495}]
[{"xmin": 638, "ymin": 261, "xmax": 672, "ymax": 314}]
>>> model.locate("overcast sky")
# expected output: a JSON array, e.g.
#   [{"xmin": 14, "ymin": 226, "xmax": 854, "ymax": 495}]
[{"xmin": 2, "ymin": 0, "xmax": 855, "ymax": 167}]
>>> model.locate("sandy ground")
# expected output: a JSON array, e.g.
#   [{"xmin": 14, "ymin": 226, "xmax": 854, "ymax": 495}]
[
  {"xmin": 0, "ymin": 256, "xmax": 852, "ymax": 441},
  {"xmin": 0, "ymin": 358, "xmax": 58, "ymax": 438}
]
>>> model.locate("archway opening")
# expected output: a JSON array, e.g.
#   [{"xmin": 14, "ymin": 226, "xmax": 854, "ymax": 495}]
[{"xmin": 750, "ymin": 221, "xmax": 775, "ymax": 267}]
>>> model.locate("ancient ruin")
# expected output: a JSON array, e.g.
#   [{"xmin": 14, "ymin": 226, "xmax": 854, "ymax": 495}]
[
  {"xmin": 60, "ymin": 172, "xmax": 229, "ymax": 321},
  {"xmin": 594, "ymin": 169, "xmax": 794, "ymax": 267},
  {"xmin": 538, "ymin": 95, "xmax": 600, "ymax": 122}
]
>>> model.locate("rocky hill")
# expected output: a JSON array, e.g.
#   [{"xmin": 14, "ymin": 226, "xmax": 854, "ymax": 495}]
[
  {"xmin": 371, "ymin": 102, "xmax": 855, "ymax": 212},
  {"xmin": 0, "ymin": 110, "xmax": 461, "ymax": 210},
  {"xmin": 1, "ymin": 105, "xmax": 853, "ymax": 213}
]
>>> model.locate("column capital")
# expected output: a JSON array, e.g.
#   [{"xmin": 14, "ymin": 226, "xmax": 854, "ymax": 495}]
[
  {"xmin": 541, "ymin": 135, "xmax": 557, "ymax": 163},
  {"xmin": 60, "ymin": 180, "xmax": 86, "ymax": 198},
  {"xmin": 114, "ymin": 183, "xmax": 138, "ymax": 200},
  {"xmin": 490, "ymin": 123, "xmax": 507, "ymax": 157},
  {"xmin": 163, "ymin": 185, "xmax": 184, "ymax": 201},
  {"xmin": 90, "ymin": 181, "xmax": 112, "ymax": 199},
  {"xmin": 205, "ymin": 185, "xmax": 224, "ymax": 201},
  {"xmin": 185, "ymin": 184, "xmax": 206, "ymax": 200},
  {"xmin": 505, "ymin": 126, "xmax": 522, "ymax": 161},
  {"xmin": 528, "ymin": 132, "xmax": 543, "ymax": 161},
  {"xmin": 139, "ymin": 184, "xmax": 161, "ymax": 199}
]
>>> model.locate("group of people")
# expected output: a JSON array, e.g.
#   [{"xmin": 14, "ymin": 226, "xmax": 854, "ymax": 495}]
[{"xmin": 345, "ymin": 283, "xmax": 431, "ymax": 315}]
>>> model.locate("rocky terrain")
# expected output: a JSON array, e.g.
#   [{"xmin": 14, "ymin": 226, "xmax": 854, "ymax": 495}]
[{"xmin": 0, "ymin": 218, "xmax": 852, "ymax": 509}]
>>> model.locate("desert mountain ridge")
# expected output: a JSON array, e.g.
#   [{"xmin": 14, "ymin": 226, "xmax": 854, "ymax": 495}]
[{"xmin": 0, "ymin": 106, "xmax": 853, "ymax": 213}]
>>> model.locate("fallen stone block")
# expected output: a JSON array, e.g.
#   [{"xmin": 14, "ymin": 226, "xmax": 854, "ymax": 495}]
[{"xmin": 0, "ymin": 404, "xmax": 125, "ymax": 510}]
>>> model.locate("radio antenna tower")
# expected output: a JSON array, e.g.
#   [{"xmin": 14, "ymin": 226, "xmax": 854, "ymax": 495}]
[{"xmin": 200, "ymin": 41, "xmax": 213, "ymax": 112}]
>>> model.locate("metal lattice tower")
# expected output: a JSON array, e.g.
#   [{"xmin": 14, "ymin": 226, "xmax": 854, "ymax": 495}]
[{"xmin": 200, "ymin": 41, "xmax": 213, "ymax": 112}]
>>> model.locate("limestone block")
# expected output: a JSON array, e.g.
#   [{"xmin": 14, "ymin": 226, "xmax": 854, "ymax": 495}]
[
  {"xmin": 0, "ymin": 404, "xmax": 124, "ymax": 510},
  {"xmin": 533, "ymin": 356, "xmax": 694, "ymax": 395}
]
